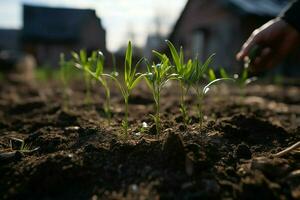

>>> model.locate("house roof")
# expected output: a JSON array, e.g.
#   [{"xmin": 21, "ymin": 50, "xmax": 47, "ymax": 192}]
[
  {"xmin": 168, "ymin": 0, "xmax": 290, "ymax": 41},
  {"xmin": 22, "ymin": 4, "xmax": 101, "ymax": 43}
]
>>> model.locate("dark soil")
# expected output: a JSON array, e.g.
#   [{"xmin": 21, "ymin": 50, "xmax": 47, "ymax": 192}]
[{"xmin": 0, "ymin": 78, "xmax": 300, "ymax": 200}]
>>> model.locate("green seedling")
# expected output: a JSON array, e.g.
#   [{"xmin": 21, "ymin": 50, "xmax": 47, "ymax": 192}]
[
  {"xmin": 165, "ymin": 40, "xmax": 232, "ymax": 127},
  {"xmin": 9, "ymin": 137, "xmax": 39, "ymax": 153},
  {"xmin": 102, "ymin": 41, "xmax": 145, "ymax": 135},
  {"xmin": 219, "ymin": 66, "xmax": 257, "ymax": 97},
  {"xmin": 59, "ymin": 53, "xmax": 74, "ymax": 109},
  {"xmin": 72, "ymin": 49, "xmax": 93, "ymax": 104},
  {"xmin": 186, "ymin": 58, "xmax": 233, "ymax": 127},
  {"xmin": 76, "ymin": 51, "xmax": 112, "ymax": 120},
  {"xmin": 145, "ymin": 50, "xmax": 178, "ymax": 134},
  {"xmin": 166, "ymin": 40, "xmax": 192, "ymax": 127},
  {"xmin": 72, "ymin": 42, "xmax": 144, "ymax": 135}
]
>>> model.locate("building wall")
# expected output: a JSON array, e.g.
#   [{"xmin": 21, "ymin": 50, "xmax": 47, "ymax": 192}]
[
  {"xmin": 21, "ymin": 7, "xmax": 107, "ymax": 67},
  {"xmin": 0, "ymin": 29, "xmax": 20, "ymax": 51},
  {"xmin": 170, "ymin": 0, "xmax": 245, "ymax": 72},
  {"xmin": 79, "ymin": 17, "xmax": 107, "ymax": 54}
]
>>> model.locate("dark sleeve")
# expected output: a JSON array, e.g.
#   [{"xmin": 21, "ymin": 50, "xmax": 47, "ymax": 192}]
[{"xmin": 280, "ymin": 0, "xmax": 300, "ymax": 32}]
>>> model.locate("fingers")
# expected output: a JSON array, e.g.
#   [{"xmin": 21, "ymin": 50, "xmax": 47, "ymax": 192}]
[
  {"xmin": 250, "ymin": 47, "xmax": 284, "ymax": 71},
  {"xmin": 236, "ymin": 29, "xmax": 263, "ymax": 61},
  {"xmin": 253, "ymin": 47, "xmax": 272, "ymax": 65}
]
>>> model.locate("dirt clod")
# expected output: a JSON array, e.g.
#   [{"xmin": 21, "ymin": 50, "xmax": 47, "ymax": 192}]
[
  {"xmin": 234, "ymin": 143, "xmax": 252, "ymax": 160},
  {"xmin": 162, "ymin": 132, "xmax": 186, "ymax": 168}
]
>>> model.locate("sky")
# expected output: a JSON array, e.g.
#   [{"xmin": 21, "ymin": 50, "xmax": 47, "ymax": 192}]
[{"xmin": 0, "ymin": 0, "xmax": 187, "ymax": 52}]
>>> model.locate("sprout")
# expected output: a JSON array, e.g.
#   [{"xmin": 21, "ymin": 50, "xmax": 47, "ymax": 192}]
[
  {"xmin": 59, "ymin": 53, "xmax": 73, "ymax": 109},
  {"xmin": 220, "ymin": 65, "xmax": 257, "ymax": 98},
  {"xmin": 71, "ymin": 50, "xmax": 93, "ymax": 104},
  {"xmin": 166, "ymin": 40, "xmax": 191, "ymax": 127},
  {"xmin": 72, "ymin": 50, "xmax": 112, "ymax": 120},
  {"xmin": 102, "ymin": 41, "xmax": 145, "ymax": 135},
  {"xmin": 145, "ymin": 50, "xmax": 178, "ymax": 134},
  {"xmin": 71, "ymin": 42, "xmax": 145, "ymax": 135}
]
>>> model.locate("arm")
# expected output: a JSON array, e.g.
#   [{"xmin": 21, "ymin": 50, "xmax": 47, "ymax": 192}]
[
  {"xmin": 236, "ymin": 0, "xmax": 300, "ymax": 70},
  {"xmin": 280, "ymin": 0, "xmax": 300, "ymax": 32}
]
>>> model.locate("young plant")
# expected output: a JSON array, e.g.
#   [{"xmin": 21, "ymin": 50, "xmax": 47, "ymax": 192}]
[
  {"xmin": 74, "ymin": 51, "xmax": 112, "ymax": 119},
  {"xmin": 219, "ymin": 66, "xmax": 257, "ymax": 97},
  {"xmin": 59, "ymin": 53, "xmax": 73, "ymax": 109},
  {"xmin": 165, "ymin": 40, "xmax": 230, "ymax": 128},
  {"xmin": 187, "ymin": 57, "xmax": 213, "ymax": 126},
  {"xmin": 9, "ymin": 137, "xmax": 39, "ymax": 153},
  {"xmin": 185, "ymin": 57, "xmax": 233, "ymax": 127},
  {"xmin": 102, "ymin": 41, "xmax": 145, "ymax": 135},
  {"xmin": 72, "ymin": 50, "xmax": 93, "ymax": 104},
  {"xmin": 145, "ymin": 51, "xmax": 178, "ymax": 134},
  {"xmin": 166, "ymin": 40, "xmax": 192, "ymax": 127},
  {"xmin": 73, "ymin": 42, "xmax": 144, "ymax": 135}
]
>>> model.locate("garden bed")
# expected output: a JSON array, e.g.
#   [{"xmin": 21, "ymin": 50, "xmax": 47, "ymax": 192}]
[{"xmin": 0, "ymin": 79, "xmax": 300, "ymax": 199}]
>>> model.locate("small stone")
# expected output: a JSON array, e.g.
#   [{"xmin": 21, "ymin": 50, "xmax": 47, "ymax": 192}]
[
  {"xmin": 134, "ymin": 132, "xmax": 141, "ymax": 136},
  {"xmin": 142, "ymin": 122, "xmax": 148, "ymax": 128},
  {"xmin": 65, "ymin": 126, "xmax": 80, "ymax": 132},
  {"xmin": 130, "ymin": 184, "xmax": 138, "ymax": 193}
]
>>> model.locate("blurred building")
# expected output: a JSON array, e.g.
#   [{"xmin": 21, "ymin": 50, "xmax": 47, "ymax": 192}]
[
  {"xmin": 0, "ymin": 29, "xmax": 20, "ymax": 51},
  {"xmin": 22, "ymin": 4, "xmax": 107, "ymax": 67},
  {"xmin": 144, "ymin": 33, "xmax": 165, "ymax": 59},
  {"xmin": 168, "ymin": 0, "xmax": 299, "ymax": 74}
]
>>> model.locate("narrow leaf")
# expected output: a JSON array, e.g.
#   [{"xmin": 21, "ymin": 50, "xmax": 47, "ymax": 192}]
[{"xmin": 203, "ymin": 78, "xmax": 235, "ymax": 95}]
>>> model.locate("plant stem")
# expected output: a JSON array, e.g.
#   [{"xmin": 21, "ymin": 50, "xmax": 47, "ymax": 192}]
[
  {"xmin": 104, "ymin": 85, "xmax": 111, "ymax": 122},
  {"xmin": 84, "ymin": 70, "xmax": 91, "ymax": 104},
  {"xmin": 155, "ymin": 88, "xmax": 161, "ymax": 134},
  {"xmin": 180, "ymin": 82, "xmax": 189, "ymax": 127},
  {"xmin": 195, "ymin": 88, "xmax": 204, "ymax": 128},
  {"xmin": 123, "ymin": 95, "xmax": 129, "ymax": 135}
]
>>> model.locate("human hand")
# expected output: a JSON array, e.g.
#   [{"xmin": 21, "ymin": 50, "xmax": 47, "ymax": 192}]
[{"xmin": 236, "ymin": 18, "xmax": 300, "ymax": 70}]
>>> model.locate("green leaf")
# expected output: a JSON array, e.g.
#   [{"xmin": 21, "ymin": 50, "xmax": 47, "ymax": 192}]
[
  {"xmin": 132, "ymin": 57, "xmax": 144, "ymax": 76},
  {"xmin": 129, "ymin": 73, "xmax": 146, "ymax": 91},
  {"xmin": 80, "ymin": 50, "xmax": 87, "ymax": 64},
  {"xmin": 166, "ymin": 40, "xmax": 180, "ymax": 70},
  {"xmin": 125, "ymin": 41, "xmax": 132, "ymax": 82},
  {"xmin": 220, "ymin": 67, "xmax": 229, "ymax": 78},
  {"xmin": 179, "ymin": 46, "xmax": 184, "ymax": 72},
  {"xmin": 95, "ymin": 52, "xmax": 104, "ymax": 77},
  {"xmin": 203, "ymin": 78, "xmax": 235, "ymax": 94},
  {"xmin": 201, "ymin": 54, "xmax": 215, "ymax": 74},
  {"xmin": 152, "ymin": 50, "xmax": 165, "ymax": 61},
  {"xmin": 208, "ymin": 68, "xmax": 216, "ymax": 81},
  {"xmin": 71, "ymin": 51, "xmax": 79, "ymax": 61}
]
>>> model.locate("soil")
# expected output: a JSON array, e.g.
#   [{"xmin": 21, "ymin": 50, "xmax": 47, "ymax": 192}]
[{"xmin": 0, "ymin": 77, "xmax": 299, "ymax": 200}]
